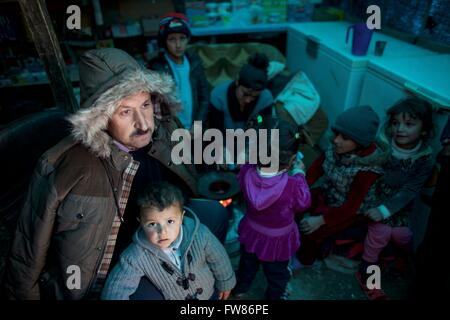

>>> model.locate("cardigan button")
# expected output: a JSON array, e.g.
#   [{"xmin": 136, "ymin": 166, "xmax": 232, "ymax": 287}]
[{"xmin": 76, "ymin": 213, "xmax": 84, "ymax": 219}]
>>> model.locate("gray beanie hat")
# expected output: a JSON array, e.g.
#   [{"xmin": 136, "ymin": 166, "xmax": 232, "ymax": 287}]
[{"xmin": 332, "ymin": 105, "xmax": 380, "ymax": 148}]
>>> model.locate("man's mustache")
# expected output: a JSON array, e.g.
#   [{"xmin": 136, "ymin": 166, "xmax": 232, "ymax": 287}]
[{"xmin": 130, "ymin": 129, "xmax": 152, "ymax": 137}]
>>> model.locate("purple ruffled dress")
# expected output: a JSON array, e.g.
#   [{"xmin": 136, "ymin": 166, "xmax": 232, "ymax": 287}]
[{"xmin": 237, "ymin": 164, "xmax": 311, "ymax": 262}]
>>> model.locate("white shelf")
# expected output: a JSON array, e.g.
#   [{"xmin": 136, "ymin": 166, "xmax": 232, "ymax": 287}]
[{"xmin": 288, "ymin": 22, "xmax": 435, "ymax": 68}]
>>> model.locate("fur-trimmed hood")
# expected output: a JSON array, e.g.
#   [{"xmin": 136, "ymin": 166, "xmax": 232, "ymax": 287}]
[{"xmin": 68, "ymin": 48, "xmax": 181, "ymax": 158}]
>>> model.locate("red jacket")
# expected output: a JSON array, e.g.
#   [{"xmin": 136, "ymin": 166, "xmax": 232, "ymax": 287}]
[{"xmin": 306, "ymin": 144, "xmax": 380, "ymax": 228}]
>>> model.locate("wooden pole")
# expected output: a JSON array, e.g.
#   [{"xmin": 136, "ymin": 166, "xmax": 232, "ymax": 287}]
[{"xmin": 18, "ymin": 0, "xmax": 78, "ymax": 113}]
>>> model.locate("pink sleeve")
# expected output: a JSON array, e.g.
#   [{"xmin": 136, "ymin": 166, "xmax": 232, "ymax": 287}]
[{"xmin": 292, "ymin": 174, "xmax": 312, "ymax": 213}]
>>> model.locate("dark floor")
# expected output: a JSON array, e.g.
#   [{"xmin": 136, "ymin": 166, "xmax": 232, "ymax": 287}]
[
  {"xmin": 224, "ymin": 205, "xmax": 413, "ymax": 301},
  {"xmin": 226, "ymin": 253, "xmax": 412, "ymax": 300}
]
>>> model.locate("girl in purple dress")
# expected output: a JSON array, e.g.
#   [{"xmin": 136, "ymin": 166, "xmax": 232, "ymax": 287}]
[{"xmin": 233, "ymin": 117, "xmax": 311, "ymax": 300}]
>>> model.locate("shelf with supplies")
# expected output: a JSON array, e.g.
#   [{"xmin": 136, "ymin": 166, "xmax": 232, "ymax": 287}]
[{"xmin": 0, "ymin": 65, "xmax": 79, "ymax": 88}]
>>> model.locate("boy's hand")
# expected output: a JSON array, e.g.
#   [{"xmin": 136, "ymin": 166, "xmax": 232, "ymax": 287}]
[
  {"xmin": 218, "ymin": 290, "xmax": 231, "ymax": 300},
  {"xmin": 300, "ymin": 215, "xmax": 325, "ymax": 234},
  {"xmin": 364, "ymin": 208, "xmax": 383, "ymax": 221}
]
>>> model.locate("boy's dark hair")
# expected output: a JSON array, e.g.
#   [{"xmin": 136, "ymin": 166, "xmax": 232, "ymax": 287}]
[
  {"xmin": 137, "ymin": 182, "xmax": 184, "ymax": 214},
  {"xmin": 253, "ymin": 115, "xmax": 301, "ymax": 168},
  {"xmin": 238, "ymin": 53, "xmax": 269, "ymax": 91},
  {"xmin": 386, "ymin": 97, "xmax": 434, "ymax": 140}
]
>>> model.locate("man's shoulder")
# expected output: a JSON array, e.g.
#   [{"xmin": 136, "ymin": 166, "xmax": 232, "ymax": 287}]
[
  {"xmin": 211, "ymin": 81, "xmax": 232, "ymax": 106},
  {"xmin": 155, "ymin": 116, "xmax": 183, "ymax": 138},
  {"xmin": 40, "ymin": 135, "xmax": 99, "ymax": 173},
  {"xmin": 259, "ymin": 89, "xmax": 274, "ymax": 104},
  {"xmin": 149, "ymin": 117, "xmax": 185, "ymax": 160}
]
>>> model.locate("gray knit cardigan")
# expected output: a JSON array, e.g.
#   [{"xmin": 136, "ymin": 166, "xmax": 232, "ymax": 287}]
[{"xmin": 101, "ymin": 208, "xmax": 236, "ymax": 300}]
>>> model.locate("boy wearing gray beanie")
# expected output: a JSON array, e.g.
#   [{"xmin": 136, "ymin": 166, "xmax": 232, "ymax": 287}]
[
  {"xmin": 332, "ymin": 105, "xmax": 380, "ymax": 148},
  {"xmin": 297, "ymin": 105, "xmax": 388, "ymax": 266}
]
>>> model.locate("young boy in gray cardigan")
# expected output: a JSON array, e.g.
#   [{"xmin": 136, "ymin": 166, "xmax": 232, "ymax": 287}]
[{"xmin": 101, "ymin": 182, "xmax": 236, "ymax": 300}]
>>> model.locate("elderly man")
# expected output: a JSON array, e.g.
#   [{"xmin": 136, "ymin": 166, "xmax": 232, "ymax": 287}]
[{"xmin": 3, "ymin": 48, "xmax": 227, "ymax": 300}]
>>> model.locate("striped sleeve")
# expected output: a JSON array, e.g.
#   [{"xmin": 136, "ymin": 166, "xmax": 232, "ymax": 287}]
[{"xmin": 101, "ymin": 246, "xmax": 145, "ymax": 300}]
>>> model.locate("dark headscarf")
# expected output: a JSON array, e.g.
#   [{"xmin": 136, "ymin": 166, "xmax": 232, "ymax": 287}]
[{"xmin": 238, "ymin": 53, "xmax": 269, "ymax": 90}]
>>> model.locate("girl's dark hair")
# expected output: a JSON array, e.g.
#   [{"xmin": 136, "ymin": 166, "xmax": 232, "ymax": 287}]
[
  {"xmin": 137, "ymin": 182, "xmax": 184, "ymax": 215},
  {"xmin": 253, "ymin": 115, "xmax": 302, "ymax": 169},
  {"xmin": 386, "ymin": 97, "xmax": 434, "ymax": 140},
  {"xmin": 247, "ymin": 53, "xmax": 269, "ymax": 73}
]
